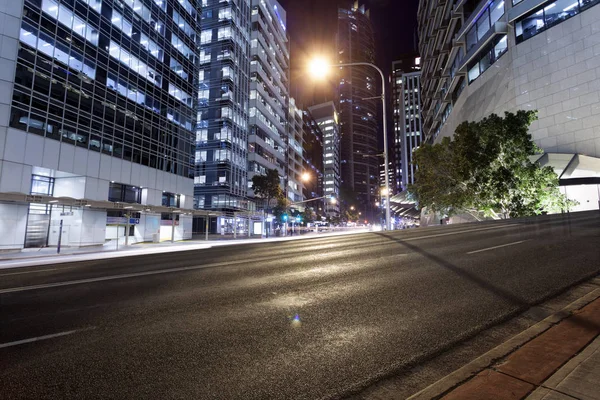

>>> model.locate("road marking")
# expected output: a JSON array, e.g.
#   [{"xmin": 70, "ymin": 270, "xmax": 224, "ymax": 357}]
[
  {"xmin": 0, "ymin": 268, "xmax": 59, "ymax": 277},
  {"xmin": 0, "ymin": 254, "xmax": 293, "ymax": 295},
  {"xmin": 402, "ymin": 224, "xmax": 516, "ymax": 242},
  {"xmin": 0, "ymin": 329, "xmax": 82, "ymax": 349},
  {"xmin": 0, "ymin": 224, "xmax": 521, "ymax": 294},
  {"xmin": 467, "ymin": 240, "xmax": 531, "ymax": 254}
]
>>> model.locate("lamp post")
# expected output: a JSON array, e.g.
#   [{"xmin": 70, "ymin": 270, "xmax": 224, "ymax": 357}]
[{"xmin": 309, "ymin": 58, "xmax": 392, "ymax": 231}]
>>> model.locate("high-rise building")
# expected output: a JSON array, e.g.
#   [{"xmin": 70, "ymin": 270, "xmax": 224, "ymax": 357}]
[
  {"xmin": 307, "ymin": 102, "xmax": 340, "ymax": 219},
  {"xmin": 302, "ymin": 110, "xmax": 324, "ymax": 207},
  {"xmin": 247, "ymin": 0, "xmax": 290, "ymax": 207},
  {"xmin": 418, "ymin": 0, "xmax": 600, "ymax": 211},
  {"xmin": 287, "ymin": 98, "xmax": 304, "ymax": 204},
  {"xmin": 392, "ymin": 56, "xmax": 422, "ymax": 191},
  {"xmin": 337, "ymin": 0, "xmax": 379, "ymax": 221},
  {"xmin": 195, "ymin": 0, "xmax": 252, "ymax": 213},
  {"xmin": 0, "ymin": 0, "xmax": 199, "ymax": 249}
]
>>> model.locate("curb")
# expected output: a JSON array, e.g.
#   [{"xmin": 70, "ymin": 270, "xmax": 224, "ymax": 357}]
[{"xmin": 407, "ymin": 285, "xmax": 600, "ymax": 400}]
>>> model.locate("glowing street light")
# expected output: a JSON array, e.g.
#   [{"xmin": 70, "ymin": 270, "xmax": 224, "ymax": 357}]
[
  {"xmin": 308, "ymin": 57, "xmax": 392, "ymax": 230},
  {"xmin": 308, "ymin": 57, "xmax": 331, "ymax": 80},
  {"xmin": 301, "ymin": 172, "xmax": 311, "ymax": 182}
]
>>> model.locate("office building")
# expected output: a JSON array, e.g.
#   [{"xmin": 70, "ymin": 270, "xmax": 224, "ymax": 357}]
[
  {"xmin": 302, "ymin": 110, "xmax": 324, "ymax": 208},
  {"xmin": 307, "ymin": 102, "xmax": 340, "ymax": 219},
  {"xmin": 418, "ymin": 0, "xmax": 600, "ymax": 211},
  {"xmin": 195, "ymin": 0, "xmax": 252, "ymax": 213},
  {"xmin": 0, "ymin": 0, "xmax": 200, "ymax": 250},
  {"xmin": 392, "ymin": 56, "xmax": 422, "ymax": 191},
  {"xmin": 337, "ymin": 1, "xmax": 379, "ymax": 221}
]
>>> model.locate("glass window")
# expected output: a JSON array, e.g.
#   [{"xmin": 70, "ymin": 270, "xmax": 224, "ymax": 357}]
[
  {"xmin": 41, "ymin": 0, "xmax": 98, "ymax": 46},
  {"xmin": 468, "ymin": 63, "xmax": 480, "ymax": 83},
  {"xmin": 516, "ymin": 11, "xmax": 545, "ymax": 42},
  {"xmin": 494, "ymin": 35, "xmax": 508, "ymax": 60},
  {"xmin": 466, "ymin": 26, "xmax": 477, "ymax": 51},
  {"xmin": 544, "ymin": 0, "xmax": 579, "ymax": 28},
  {"xmin": 200, "ymin": 30, "xmax": 213, "ymax": 44},
  {"xmin": 490, "ymin": 0, "xmax": 505, "ymax": 24},
  {"xmin": 477, "ymin": 11, "xmax": 491, "ymax": 40},
  {"xmin": 479, "ymin": 52, "xmax": 492, "ymax": 74},
  {"xmin": 111, "ymin": 10, "xmax": 132, "ymax": 37}
]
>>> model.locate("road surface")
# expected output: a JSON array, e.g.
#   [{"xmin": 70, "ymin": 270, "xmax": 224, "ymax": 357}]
[{"xmin": 1, "ymin": 212, "xmax": 599, "ymax": 399}]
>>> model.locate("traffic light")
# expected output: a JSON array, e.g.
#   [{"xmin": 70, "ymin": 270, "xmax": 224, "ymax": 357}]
[{"xmin": 282, "ymin": 214, "xmax": 288, "ymax": 222}]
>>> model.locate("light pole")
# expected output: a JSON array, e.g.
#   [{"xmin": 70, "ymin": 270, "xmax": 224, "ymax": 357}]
[{"xmin": 309, "ymin": 58, "xmax": 392, "ymax": 231}]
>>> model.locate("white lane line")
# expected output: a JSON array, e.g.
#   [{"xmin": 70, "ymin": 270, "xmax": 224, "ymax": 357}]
[
  {"xmin": 0, "ymin": 329, "xmax": 81, "ymax": 349},
  {"xmin": 402, "ymin": 224, "xmax": 516, "ymax": 242},
  {"xmin": 0, "ymin": 268, "xmax": 59, "ymax": 277},
  {"xmin": 0, "ymin": 254, "xmax": 289, "ymax": 295},
  {"xmin": 0, "ymin": 224, "xmax": 521, "ymax": 294},
  {"xmin": 467, "ymin": 240, "xmax": 531, "ymax": 255}
]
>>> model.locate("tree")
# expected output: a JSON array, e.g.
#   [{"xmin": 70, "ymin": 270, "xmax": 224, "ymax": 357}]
[
  {"xmin": 251, "ymin": 168, "xmax": 284, "ymax": 212},
  {"xmin": 410, "ymin": 110, "xmax": 571, "ymax": 218}
]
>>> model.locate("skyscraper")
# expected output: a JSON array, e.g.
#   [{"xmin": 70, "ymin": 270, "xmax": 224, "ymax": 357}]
[
  {"xmin": 247, "ymin": 0, "xmax": 290, "ymax": 206},
  {"xmin": 195, "ymin": 0, "xmax": 252, "ymax": 212},
  {"xmin": 392, "ymin": 56, "xmax": 422, "ymax": 191},
  {"xmin": 337, "ymin": 0, "xmax": 379, "ymax": 221},
  {"xmin": 307, "ymin": 101, "xmax": 340, "ymax": 219},
  {"xmin": 1, "ymin": 0, "xmax": 198, "ymax": 249},
  {"xmin": 287, "ymin": 98, "xmax": 304, "ymax": 204}
]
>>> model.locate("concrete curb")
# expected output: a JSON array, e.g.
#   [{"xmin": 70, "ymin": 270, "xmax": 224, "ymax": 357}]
[{"xmin": 407, "ymin": 285, "xmax": 600, "ymax": 400}]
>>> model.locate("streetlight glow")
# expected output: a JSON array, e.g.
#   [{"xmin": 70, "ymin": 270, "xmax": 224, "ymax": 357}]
[
  {"xmin": 308, "ymin": 57, "xmax": 331, "ymax": 80},
  {"xmin": 301, "ymin": 172, "xmax": 311, "ymax": 182}
]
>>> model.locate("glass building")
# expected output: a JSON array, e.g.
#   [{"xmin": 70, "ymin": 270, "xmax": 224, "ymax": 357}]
[
  {"xmin": 195, "ymin": 0, "xmax": 251, "ymax": 213},
  {"xmin": 337, "ymin": 1, "xmax": 379, "ymax": 221},
  {"xmin": 392, "ymin": 56, "xmax": 422, "ymax": 191},
  {"xmin": 0, "ymin": 0, "xmax": 199, "ymax": 249},
  {"xmin": 308, "ymin": 101, "xmax": 340, "ymax": 219}
]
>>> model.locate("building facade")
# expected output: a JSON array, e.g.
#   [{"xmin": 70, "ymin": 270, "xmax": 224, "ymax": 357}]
[
  {"xmin": 247, "ymin": 0, "xmax": 289, "ymax": 206},
  {"xmin": 287, "ymin": 98, "xmax": 304, "ymax": 204},
  {"xmin": 307, "ymin": 101, "xmax": 341, "ymax": 219},
  {"xmin": 195, "ymin": 0, "xmax": 251, "ymax": 213},
  {"xmin": 418, "ymin": 0, "xmax": 600, "ymax": 212},
  {"xmin": 392, "ymin": 56, "xmax": 423, "ymax": 191},
  {"xmin": 418, "ymin": 0, "xmax": 600, "ymax": 156},
  {"xmin": 0, "ymin": 0, "xmax": 199, "ymax": 250},
  {"xmin": 302, "ymin": 110, "xmax": 324, "ymax": 209},
  {"xmin": 337, "ymin": 1, "xmax": 379, "ymax": 221}
]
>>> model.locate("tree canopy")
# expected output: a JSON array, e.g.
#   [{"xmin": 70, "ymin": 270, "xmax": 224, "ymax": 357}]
[
  {"xmin": 410, "ymin": 110, "xmax": 572, "ymax": 218},
  {"xmin": 251, "ymin": 168, "xmax": 284, "ymax": 211}
]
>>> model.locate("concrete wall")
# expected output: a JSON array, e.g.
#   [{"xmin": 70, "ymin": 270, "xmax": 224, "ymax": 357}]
[{"xmin": 439, "ymin": 4, "xmax": 600, "ymax": 158}]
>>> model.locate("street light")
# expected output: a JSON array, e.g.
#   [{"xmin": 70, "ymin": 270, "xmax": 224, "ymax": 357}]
[
  {"xmin": 308, "ymin": 57, "xmax": 392, "ymax": 231},
  {"xmin": 301, "ymin": 172, "xmax": 311, "ymax": 182}
]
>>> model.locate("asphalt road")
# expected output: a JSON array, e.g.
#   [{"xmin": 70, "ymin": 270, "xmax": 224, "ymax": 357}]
[{"xmin": 1, "ymin": 212, "xmax": 599, "ymax": 399}]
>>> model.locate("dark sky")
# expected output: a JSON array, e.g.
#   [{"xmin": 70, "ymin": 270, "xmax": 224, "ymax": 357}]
[{"xmin": 277, "ymin": 0, "xmax": 420, "ymax": 107}]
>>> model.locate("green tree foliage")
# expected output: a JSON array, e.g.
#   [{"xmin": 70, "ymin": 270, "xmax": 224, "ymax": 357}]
[
  {"xmin": 410, "ymin": 110, "xmax": 572, "ymax": 218},
  {"xmin": 251, "ymin": 168, "xmax": 284, "ymax": 211}
]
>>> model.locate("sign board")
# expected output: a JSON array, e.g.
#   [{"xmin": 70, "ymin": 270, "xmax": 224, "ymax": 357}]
[
  {"xmin": 60, "ymin": 212, "xmax": 74, "ymax": 216},
  {"xmin": 107, "ymin": 217, "xmax": 140, "ymax": 225}
]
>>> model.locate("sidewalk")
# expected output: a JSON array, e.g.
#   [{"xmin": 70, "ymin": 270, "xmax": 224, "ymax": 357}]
[
  {"xmin": 0, "ymin": 228, "xmax": 369, "ymax": 269},
  {"xmin": 410, "ymin": 288, "xmax": 600, "ymax": 400}
]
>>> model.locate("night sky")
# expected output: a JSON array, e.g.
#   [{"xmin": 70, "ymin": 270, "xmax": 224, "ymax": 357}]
[{"xmin": 277, "ymin": 0, "xmax": 420, "ymax": 108}]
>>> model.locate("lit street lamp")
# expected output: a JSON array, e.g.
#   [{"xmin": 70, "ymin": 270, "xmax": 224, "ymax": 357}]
[{"xmin": 309, "ymin": 57, "xmax": 392, "ymax": 231}]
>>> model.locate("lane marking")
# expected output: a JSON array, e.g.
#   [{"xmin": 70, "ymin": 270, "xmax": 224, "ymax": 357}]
[
  {"xmin": 0, "ymin": 254, "xmax": 296, "ymax": 294},
  {"xmin": 0, "ymin": 224, "xmax": 522, "ymax": 295},
  {"xmin": 402, "ymin": 224, "xmax": 516, "ymax": 242},
  {"xmin": 0, "ymin": 268, "xmax": 59, "ymax": 277},
  {"xmin": 0, "ymin": 329, "xmax": 82, "ymax": 349},
  {"xmin": 467, "ymin": 240, "xmax": 531, "ymax": 254}
]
